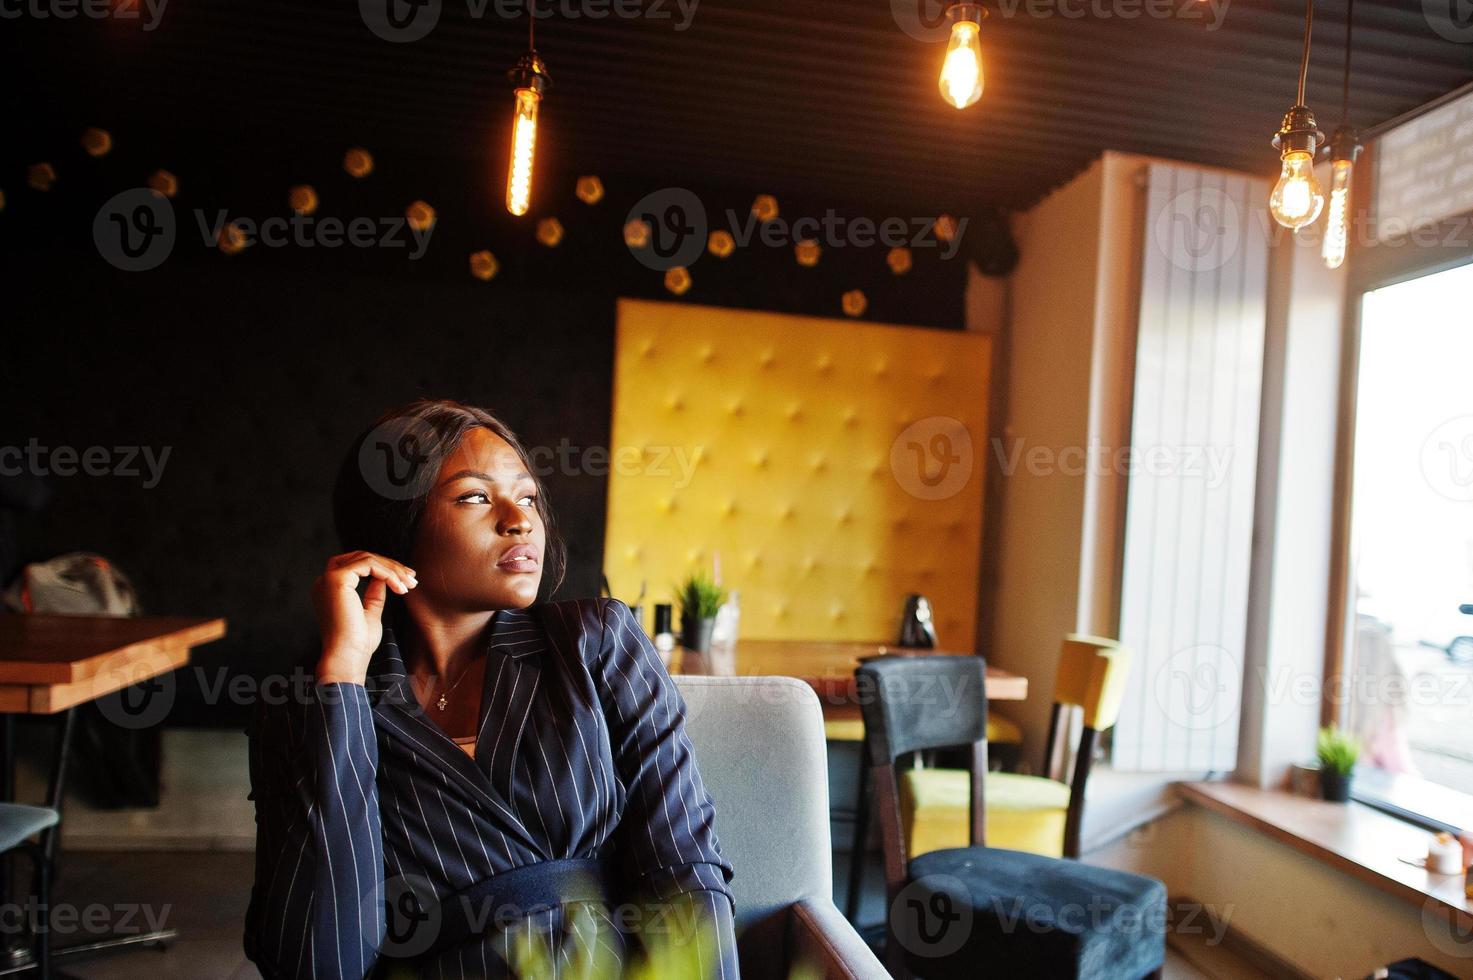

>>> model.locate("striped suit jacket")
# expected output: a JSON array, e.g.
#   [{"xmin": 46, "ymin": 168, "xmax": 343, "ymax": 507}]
[{"xmin": 243, "ymin": 597, "xmax": 738, "ymax": 979}]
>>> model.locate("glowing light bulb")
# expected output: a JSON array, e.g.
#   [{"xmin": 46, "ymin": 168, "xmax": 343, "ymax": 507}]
[
  {"xmin": 506, "ymin": 86, "xmax": 540, "ymax": 217},
  {"xmin": 1321, "ymin": 158, "xmax": 1353, "ymax": 269},
  {"xmin": 1268, "ymin": 150, "xmax": 1324, "ymax": 231},
  {"xmin": 938, "ymin": 4, "xmax": 985, "ymax": 110}
]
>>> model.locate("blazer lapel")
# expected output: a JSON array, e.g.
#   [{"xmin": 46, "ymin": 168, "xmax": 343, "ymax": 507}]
[
  {"xmin": 474, "ymin": 606, "xmax": 547, "ymax": 807},
  {"xmin": 365, "ymin": 609, "xmax": 546, "ymax": 835}
]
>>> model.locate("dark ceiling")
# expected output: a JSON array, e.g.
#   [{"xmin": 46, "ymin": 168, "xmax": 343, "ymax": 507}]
[{"xmin": 5, "ymin": 0, "xmax": 1471, "ymax": 216}]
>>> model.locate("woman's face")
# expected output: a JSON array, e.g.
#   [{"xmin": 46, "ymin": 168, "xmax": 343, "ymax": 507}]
[{"xmin": 408, "ymin": 426, "xmax": 546, "ymax": 611}]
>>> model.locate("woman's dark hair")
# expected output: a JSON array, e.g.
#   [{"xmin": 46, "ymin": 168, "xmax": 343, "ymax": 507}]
[{"xmin": 332, "ymin": 399, "xmax": 568, "ymax": 607}]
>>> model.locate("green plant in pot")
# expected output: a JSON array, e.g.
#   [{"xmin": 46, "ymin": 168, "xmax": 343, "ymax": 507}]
[
  {"xmin": 1316, "ymin": 725, "xmax": 1360, "ymax": 803},
  {"xmin": 674, "ymin": 573, "xmax": 726, "ymax": 654}
]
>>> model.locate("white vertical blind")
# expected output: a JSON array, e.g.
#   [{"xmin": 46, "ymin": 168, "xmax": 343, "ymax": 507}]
[{"xmin": 1112, "ymin": 164, "xmax": 1269, "ymax": 773}]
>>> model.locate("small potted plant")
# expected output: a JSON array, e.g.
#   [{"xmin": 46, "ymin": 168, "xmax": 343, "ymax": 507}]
[
  {"xmin": 1316, "ymin": 725, "xmax": 1361, "ymax": 803},
  {"xmin": 674, "ymin": 573, "xmax": 726, "ymax": 655}
]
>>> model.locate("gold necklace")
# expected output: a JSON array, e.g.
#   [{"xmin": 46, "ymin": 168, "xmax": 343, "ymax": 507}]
[{"xmin": 428, "ymin": 657, "xmax": 478, "ymax": 711}]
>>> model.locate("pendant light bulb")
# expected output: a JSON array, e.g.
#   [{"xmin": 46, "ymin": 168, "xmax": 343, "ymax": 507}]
[
  {"xmin": 938, "ymin": 4, "xmax": 986, "ymax": 110},
  {"xmin": 1320, "ymin": 128, "xmax": 1360, "ymax": 270},
  {"xmin": 505, "ymin": 52, "xmax": 549, "ymax": 218},
  {"xmin": 1269, "ymin": 147, "xmax": 1324, "ymax": 230},
  {"xmin": 1269, "ymin": 105, "xmax": 1325, "ymax": 231}
]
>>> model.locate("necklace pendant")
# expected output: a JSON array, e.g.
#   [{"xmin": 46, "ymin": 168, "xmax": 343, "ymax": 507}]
[{"xmin": 436, "ymin": 694, "xmax": 448, "ymax": 711}]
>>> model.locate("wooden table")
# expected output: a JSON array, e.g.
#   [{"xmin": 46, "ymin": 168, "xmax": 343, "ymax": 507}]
[
  {"xmin": 0, "ymin": 614, "xmax": 226, "ymax": 714},
  {"xmin": 668, "ymin": 638, "xmax": 1028, "ymax": 719},
  {"xmin": 0, "ymin": 613, "xmax": 226, "ymax": 971}
]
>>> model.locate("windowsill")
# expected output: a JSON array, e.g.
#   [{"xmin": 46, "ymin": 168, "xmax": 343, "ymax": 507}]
[
  {"xmin": 1177, "ymin": 781, "xmax": 1472, "ymax": 927},
  {"xmin": 1352, "ymin": 767, "xmax": 1472, "ymax": 835}
]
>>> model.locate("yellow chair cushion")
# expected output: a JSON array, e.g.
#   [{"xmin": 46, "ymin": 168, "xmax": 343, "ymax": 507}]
[
  {"xmin": 824, "ymin": 718, "xmax": 865, "ymax": 742},
  {"xmin": 986, "ymin": 713, "xmax": 1023, "ymax": 745},
  {"xmin": 900, "ymin": 768, "xmax": 1069, "ymax": 859},
  {"xmin": 824, "ymin": 715, "xmax": 1021, "ymax": 744}
]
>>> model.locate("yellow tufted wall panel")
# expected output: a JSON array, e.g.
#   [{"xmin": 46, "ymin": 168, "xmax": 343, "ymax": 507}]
[{"xmin": 605, "ymin": 299, "xmax": 991, "ymax": 647}]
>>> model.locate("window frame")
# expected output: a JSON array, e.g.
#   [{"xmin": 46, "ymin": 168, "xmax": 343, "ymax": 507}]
[{"xmin": 1324, "ymin": 89, "xmax": 1473, "ymax": 825}]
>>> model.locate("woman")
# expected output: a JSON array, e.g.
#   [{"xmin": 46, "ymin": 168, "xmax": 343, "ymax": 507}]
[{"xmin": 243, "ymin": 399, "xmax": 738, "ymax": 979}]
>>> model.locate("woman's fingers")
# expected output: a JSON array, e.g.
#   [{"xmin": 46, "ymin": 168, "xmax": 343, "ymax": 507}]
[
  {"xmin": 324, "ymin": 552, "xmax": 417, "ymax": 595},
  {"xmin": 361, "ymin": 576, "xmax": 388, "ymax": 625}
]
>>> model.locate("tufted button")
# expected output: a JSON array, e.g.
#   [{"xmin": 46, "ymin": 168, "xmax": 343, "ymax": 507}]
[
  {"xmin": 759, "ymin": 349, "xmax": 776, "ymax": 368},
  {"xmin": 729, "ymin": 399, "xmax": 745, "ymax": 417},
  {"xmin": 700, "ymin": 344, "xmax": 714, "ymax": 362},
  {"xmin": 785, "ymin": 403, "xmax": 802, "ymax": 422},
  {"xmin": 811, "ymin": 455, "xmax": 827, "ymax": 472},
  {"xmin": 873, "ymin": 359, "xmax": 889, "ymax": 377},
  {"xmin": 779, "ymin": 504, "xmax": 795, "ymax": 520},
  {"xmin": 836, "ymin": 508, "xmax": 852, "ymax": 525},
  {"xmin": 816, "ymin": 353, "xmax": 833, "ymax": 373},
  {"xmin": 720, "ymin": 500, "xmax": 737, "ymax": 517},
  {"xmin": 842, "ymin": 408, "xmax": 859, "ymax": 428}
]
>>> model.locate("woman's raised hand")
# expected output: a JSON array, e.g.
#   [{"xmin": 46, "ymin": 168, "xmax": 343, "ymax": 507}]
[{"xmin": 311, "ymin": 551, "xmax": 417, "ymax": 685}]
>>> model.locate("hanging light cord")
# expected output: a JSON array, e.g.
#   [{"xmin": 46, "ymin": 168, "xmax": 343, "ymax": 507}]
[
  {"xmin": 1340, "ymin": 0, "xmax": 1354, "ymax": 126},
  {"xmin": 528, "ymin": 0, "xmax": 536, "ymax": 51},
  {"xmin": 1296, "ymin": 0, "xmax": 1314, "ymax": 107}
]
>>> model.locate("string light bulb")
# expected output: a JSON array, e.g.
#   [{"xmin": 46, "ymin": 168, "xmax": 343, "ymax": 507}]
[
  {"xmin": 1268, "ymin": 0, "xmax": 1324, "ymax": 231},
  {"xmin": 505, "ymin": 50, "xmax": 549, "ymax": 217},
  {"xmin": 1320, "ymin": 128, "xmax": 1359, "ymax": 269},
  {"xmin": 938, "ymin": 3, "xmax": 986, "ymax": 110},
  {"xmin": 1322, "ymin": 0, "xmax": 1359, "ymax": 270}
]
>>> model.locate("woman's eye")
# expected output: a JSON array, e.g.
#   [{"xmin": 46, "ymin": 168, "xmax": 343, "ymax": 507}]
[
  {"xmin": 458, "ymin": 491, "xmax": 489, "ymax": 504},
  {"xmin": 517, "ymin": 494, "xmax": 537, "ymax": 507}
]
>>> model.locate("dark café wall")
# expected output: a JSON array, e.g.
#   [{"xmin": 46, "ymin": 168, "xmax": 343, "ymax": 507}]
[{"xmin": 1, "ymin": 143, "xmax": 1004, "ymax": 728}]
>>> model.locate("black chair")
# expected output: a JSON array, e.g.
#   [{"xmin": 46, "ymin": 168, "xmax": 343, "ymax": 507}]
[
  {"xmin": 0, "ymin": 803, "xmax": 58, "ymax": 978},
  {"xmin": 856, "ymin": 654, "xmax": 1166, "ymax": 980}
]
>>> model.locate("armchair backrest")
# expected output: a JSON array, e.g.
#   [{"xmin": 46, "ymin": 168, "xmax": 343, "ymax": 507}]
[{"xmin": 671, "ymin": 675, "xmax": 833, "ymax": 932}]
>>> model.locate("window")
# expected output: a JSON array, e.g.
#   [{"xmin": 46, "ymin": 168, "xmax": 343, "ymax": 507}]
[{"xmin": 1343, "ymin": 261, "xmax": 1473, "ymax": 816}]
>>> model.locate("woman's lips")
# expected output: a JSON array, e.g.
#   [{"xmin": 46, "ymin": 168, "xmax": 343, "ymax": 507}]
[{"xmin": 495, "ymin": 546, "xmax": 541, "ymax": 573}]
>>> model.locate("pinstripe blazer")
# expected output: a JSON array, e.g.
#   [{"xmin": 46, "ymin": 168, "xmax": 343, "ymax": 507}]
[{"xmin": 243, "ymin": 597, "xmax": 738, "ymax": 979}]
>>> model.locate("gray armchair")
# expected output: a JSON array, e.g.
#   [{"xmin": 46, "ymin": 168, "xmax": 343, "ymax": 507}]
[{"xmin": 673, "ymin": 675, "xmax": 888, "ymax": 979}]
